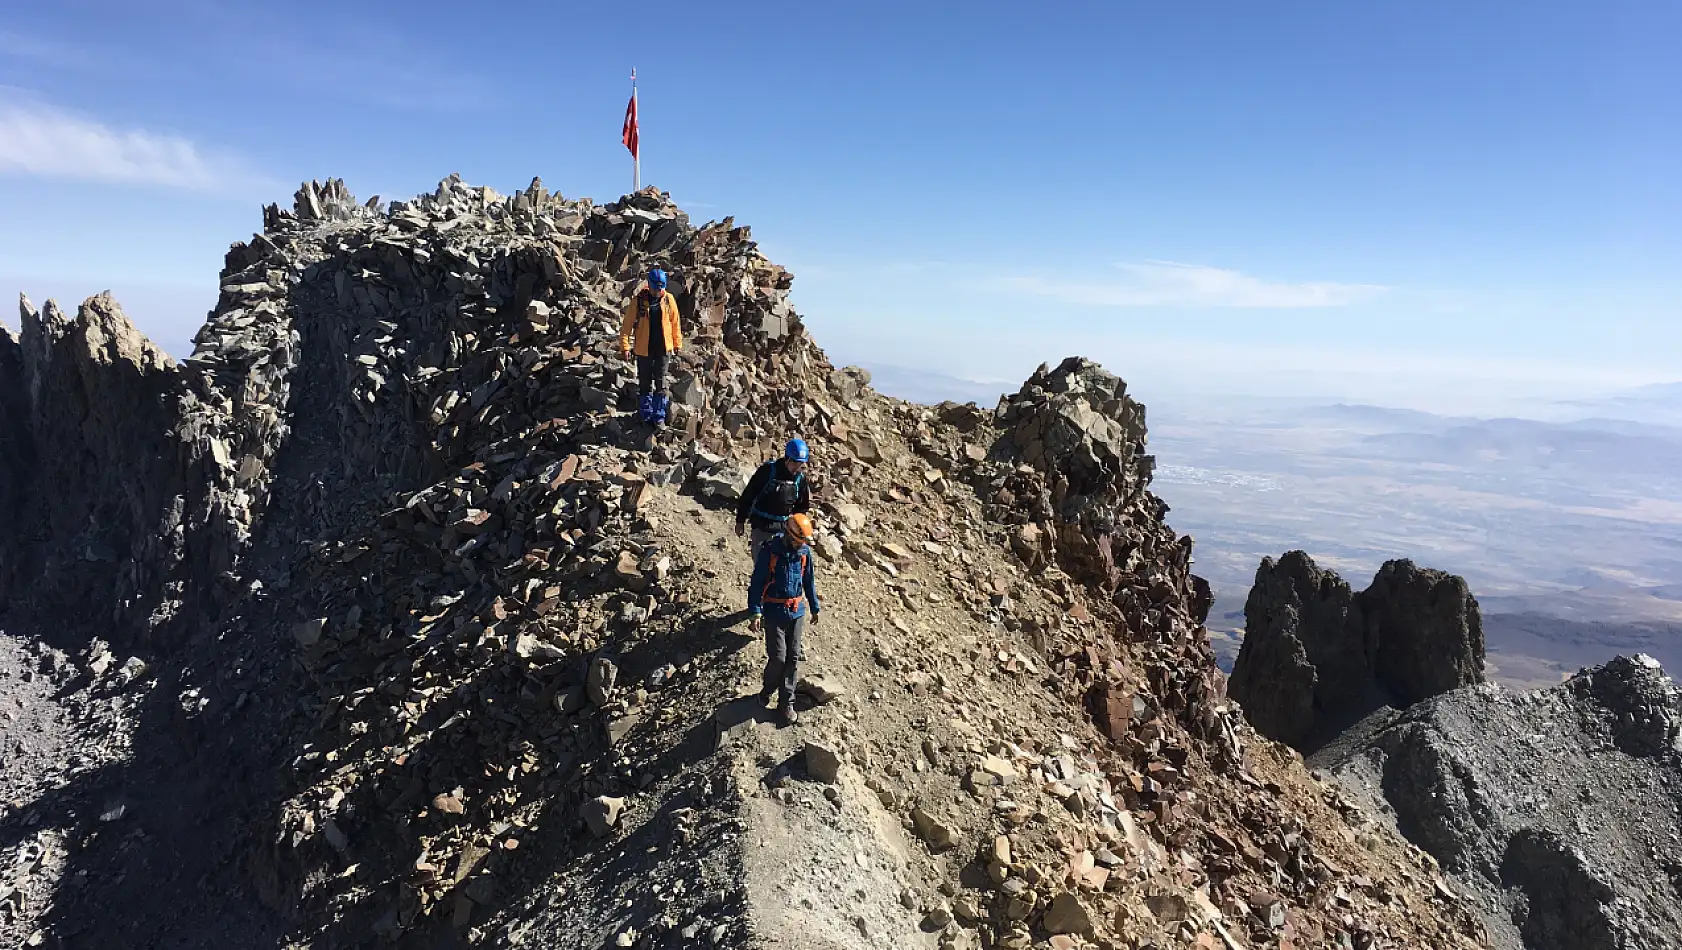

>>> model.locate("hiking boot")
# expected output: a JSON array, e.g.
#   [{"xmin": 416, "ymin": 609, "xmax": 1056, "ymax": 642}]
[
  {"xmin": 777, "ymin": 702, "xmax": 798, "ymax": 726},
  {"xmin": 756, "ymin": 687, "xmax": 776, "ymax": 706}
]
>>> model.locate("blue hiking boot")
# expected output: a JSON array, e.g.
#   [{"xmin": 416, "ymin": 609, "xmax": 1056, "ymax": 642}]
[{"xmin": 653, "ymin": 394, "xmax": 669, "ymax": 427}]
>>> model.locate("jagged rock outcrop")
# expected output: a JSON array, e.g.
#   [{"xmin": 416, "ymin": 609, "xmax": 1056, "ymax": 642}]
[
  {"xmin": 1362, "ymin": 559, "xmax": 1486, "ymax": 704},
  {"xmin": 0, "ymin": 179, "xmax": 1489, "ymax": 950},
  {"xmin": 987, "ymin": 358, "xmax": 1225, "ymax": 733},
  {"xmin": 0, "ymin": 318, "xmax": 27, "ymax": 563},
  {"xmin": 1229, "ymin": 552, "xmax": 1485, "ymax": 747},
  {"xmin": 1, "ymin": 293, "xmax": 195, "ymax": 629},
  {"xmin": 1316, "ymin": 654, "xmax": 1682, "ymax": 950}
]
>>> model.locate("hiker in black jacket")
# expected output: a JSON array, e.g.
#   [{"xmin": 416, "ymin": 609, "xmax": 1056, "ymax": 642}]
[{"xmin": 735, "ymin": 438, "xmax": 812, "ymax": 562}]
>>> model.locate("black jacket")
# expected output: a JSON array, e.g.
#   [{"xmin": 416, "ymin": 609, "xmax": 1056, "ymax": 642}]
[{"xmin": 736, "ymin": 459, "xmax": 811, "ymax": 531}]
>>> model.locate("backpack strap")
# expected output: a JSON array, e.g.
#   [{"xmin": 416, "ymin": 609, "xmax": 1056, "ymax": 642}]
[
  {"xmin": 751, "ymin": 460, "xmax": 791, "ymax": 523},
  {"xmin": 760, "ymin": 547, "xmax": 807, "ymax": 611}
]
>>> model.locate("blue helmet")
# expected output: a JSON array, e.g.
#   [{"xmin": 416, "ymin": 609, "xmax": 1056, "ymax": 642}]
[
  {"xmin": 784, "ymin": 438, "xmax": 809, "ymax": 463},
  {"xmin": 647, "ymin": 268, "xmax": 668, "ymax": 290}
]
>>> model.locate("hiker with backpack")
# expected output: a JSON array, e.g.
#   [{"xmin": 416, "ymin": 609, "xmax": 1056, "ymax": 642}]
[
  {"xmin": 735, "ymin": 438, "xmax": 812, "ymax": 561},
  {"xmin": 618, "ymin": 267, "xmax": 683, "ymax": 426},
  {"xmin": 748, "ymin": 512, "xmax": 821, "ymax": 726}
]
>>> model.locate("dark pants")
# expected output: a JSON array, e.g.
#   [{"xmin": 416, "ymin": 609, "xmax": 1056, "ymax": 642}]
[
  {"xmin": 762, "ymin": 610, "xmax": 808, "ymax": 703},
  {"xmin": 637, "ymin": 353, "xmax": 668, "ymax": 398}
]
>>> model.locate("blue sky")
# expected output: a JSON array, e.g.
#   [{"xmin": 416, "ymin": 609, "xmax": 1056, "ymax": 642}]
[{"xmin": 1, "ymin": 0, "xmax": 1677, "ymax": 413}]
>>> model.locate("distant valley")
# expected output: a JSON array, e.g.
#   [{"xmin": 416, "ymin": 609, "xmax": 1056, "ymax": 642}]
[{"xmin": 866, "ymin": 364, "xmax": 1682, "ymax": 689}]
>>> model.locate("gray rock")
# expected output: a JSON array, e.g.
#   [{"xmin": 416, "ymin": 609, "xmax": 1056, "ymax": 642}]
[
  {"xmin": 911, "ymin": 806, "xmax": 958, "ymax": 851},
  {"xmin": 582, "ymin": 796, "xmax": 624, "ymax": 837},
  {"xmin": 1316, "ymin": 655, "xmax": 1682, "ymax": 950},
  {"xmin": 803, "ymin": 742, "xmax": 842, "ymax": 783},
  {"xmin": 587, "ymin": 657, "xmax": 618, "ymax": 706},
  {"xmin": 1042, "ymin": 892, "xmax": 1095, "ymax": 935},
  {"xmin": 796, "ymin": 673, "xmax": 845, "ymax": 704}
]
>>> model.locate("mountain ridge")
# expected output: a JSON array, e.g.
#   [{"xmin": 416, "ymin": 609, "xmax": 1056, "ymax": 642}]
[{"xmin": 0, "ymin": 177, "xmax": 1485, "ymax": 949}]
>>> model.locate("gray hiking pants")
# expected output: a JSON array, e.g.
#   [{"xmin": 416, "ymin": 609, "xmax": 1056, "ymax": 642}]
[
  {"xmin": 747, "ymin": 525, "xmax": 778, "ymax": 564},
  {"xmin": 762, "ymin": 610, "xmax": 808, "ymax": 704}
]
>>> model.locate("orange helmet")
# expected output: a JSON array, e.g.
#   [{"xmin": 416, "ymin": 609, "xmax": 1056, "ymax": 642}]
[{"xmin": 784, "ymin": 513, "xmax": 814, "ymax": 544}]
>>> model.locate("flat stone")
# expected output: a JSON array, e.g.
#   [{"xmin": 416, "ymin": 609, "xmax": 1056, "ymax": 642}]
[
  {"xmin": 292, "ymin": 618, "xmax": 327, "ymax": 648},
  {"xmin": 796, "ymin": 673, "xmax": 845, "ymax": 704},
  {"xmin": 582, "ymin": 796, "xmax": 624, "ymax": 837},
  {"xmin": 804, "ymin": 742, "xmax": 842, "ymax": 783},
  {"xmin": 587, "ymin": 657, "xmax": 618, "ymax": 706},
  {"xmin": 1043, "ymin": 893, "xmax": 1096, "ymax": 935},
  {"xmin": 911, "ymin": 806, "xmax": 958, "ymax": 851}
]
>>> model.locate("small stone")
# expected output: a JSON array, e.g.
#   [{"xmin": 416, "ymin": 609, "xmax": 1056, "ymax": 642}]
[
  {"xmin": 292, "ymin": 619, "xmax": 327, "ymax": 648},
  {"xmin": 114, "ymin": 656, "xmax": 148, "ymax": 687},
  {"xmin": 796, "ymin": 673, "xmax": 845, "ymax": 704},
  {"xmin": 587, "ymin": 657, "xmax": 618, "ymax": 706},
  {"xmin": 582, "ymin": 796, "xmax": 624, "ymax": 837},
  {"xmin": 992, "ymin": 835, "xmax": 1012, "ymax": 866},
  {"xmin": 804, "ymin": 742, "xmax": 843, "ymax": 783},
  {"xmin": 980, "ymin": 755, "xmax": 1017, "ymax": 784},
  {"xmin": 1043, "ymin": 893, "xmax": 1096, "ymax": 936},
  {"xmin": 911, "ymin": 806, "xmax": 958, "ymax": 851}
]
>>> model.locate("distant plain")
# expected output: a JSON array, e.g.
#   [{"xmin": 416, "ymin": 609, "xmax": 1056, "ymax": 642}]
[{"xmin": 864, "ymin": 365, "xmax": 1682, "ymax": 689}]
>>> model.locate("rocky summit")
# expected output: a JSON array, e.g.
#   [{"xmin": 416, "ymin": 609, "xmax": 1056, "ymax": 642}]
[{"xmin": 0, "ymin": 177, "xmax": 1486, "ymax": 949}]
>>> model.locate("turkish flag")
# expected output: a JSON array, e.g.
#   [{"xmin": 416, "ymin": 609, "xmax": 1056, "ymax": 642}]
[{"xmin": 622, "ymin": 93, "xmax": 639, "ymax": 160}]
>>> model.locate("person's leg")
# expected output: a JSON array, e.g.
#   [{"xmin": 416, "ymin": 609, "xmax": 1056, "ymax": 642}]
[
  {"xmin": 636, "ymin": 356, "xmax": 654, "ymax": 420},
  {"xmin": 652, "ymin": 353, "xmax": 669, "ymax": 394},
  {"xmin": 761, "ymin": 613, "xmax": 788, "ymax": 701},
  {"xmin": 781, "ymin": 611, "xmax": 808, "ymax": 704},
  {"xmin": 750, "ymin": 527, "xmax": 776, "ymax": 565},
  {"xmin": 651, "ymin": 354, "xmax": 670, "ymax": 423}
]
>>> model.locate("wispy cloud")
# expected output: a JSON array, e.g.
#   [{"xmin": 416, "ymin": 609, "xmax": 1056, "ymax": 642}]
[
  {"xmin": 0, "ymin": 89, "xmax": 272, "ymax": 195},
  {"xmin": 996, "ymin": 261, "xmax": 1389, "ymax": 308}
]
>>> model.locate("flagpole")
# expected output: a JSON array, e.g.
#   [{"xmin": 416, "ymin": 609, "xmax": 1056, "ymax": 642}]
[{"xmin": 631, "ymin": 68, "xmax": 640, "ymax": 192}]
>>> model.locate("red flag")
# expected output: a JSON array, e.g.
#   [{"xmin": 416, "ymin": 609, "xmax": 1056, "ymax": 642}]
[{"xmin": 622, "ymin": 92, "xmax": 639, "ymax": 160}]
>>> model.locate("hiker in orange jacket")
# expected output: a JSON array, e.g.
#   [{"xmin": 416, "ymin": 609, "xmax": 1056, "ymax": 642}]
[
  {"xmin": 748, "ymin": 513, "xmax": 821, "ymax": 726},
  {"xmin": 618, "ymin": 268, "xmax": 683, "ymax": 426}
]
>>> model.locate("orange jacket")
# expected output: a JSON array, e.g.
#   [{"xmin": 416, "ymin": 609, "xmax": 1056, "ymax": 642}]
[{"xmin": 618, "ymin": 289, "xmax": 683, "ymax": 358}]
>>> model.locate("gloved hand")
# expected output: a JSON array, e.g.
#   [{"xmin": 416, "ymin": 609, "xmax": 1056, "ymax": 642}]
[
  {"xmin": 810, "ymin": 612, "xmax": 820, "ymax": 627},
  {"xmin": 747, "ymin": 614, "xmax": 762, "ymax": 633},
  {"xmin": 735, "ymin": 522, "xmax": 745, "ymax": 538}
]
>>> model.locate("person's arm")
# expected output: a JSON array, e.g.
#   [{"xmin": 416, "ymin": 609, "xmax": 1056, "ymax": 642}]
[
  {"xmin": 736, "ymin": 463, "xmax": 769, "ymax": 527},
  {"xmin": 665, "ymin": 295, "xmax": 683, "ymax": 351},
  {"xmin": 804, "ymin": 553, "xmax": 820, "ymax": 619},
  {"xmin": 747, "ymin": 544, "xmax": 770, "ymax": 615},
  {"xmin": 618, "ymin": 299, "xmax": 637, "ymax": 357}
]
